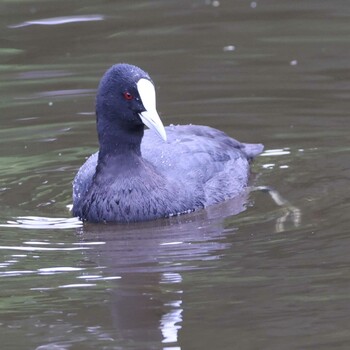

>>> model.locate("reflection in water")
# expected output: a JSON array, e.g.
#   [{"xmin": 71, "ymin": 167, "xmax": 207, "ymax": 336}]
[
  {"xmin": 0, "ymin": 216, "xmax": 82, "ymax": 229},
  {"xmin": 9, "ymin": 15, "xmax": 105, "ymax": 28},
  {"xmin": 258, "ymin": 148, "xmax": 303, "ymax": 232},
  {"xmin": 70, "ymin": 187, "xmax": 299, "ymax": 347},
  {"xmin": 160, "ymin": 273, "xmax": 183, "ymax": 346},
  {"xmin": 0, "ymin": 194, "xmax": 254, "ymax": 349},
  {"xmin": 0, "ymin": 185, "xmax": 299, "ymax": 347},
  {"xmin": 252, "ymin": 186, "xmax": 301, "ymax": 233},
  {"xmin": 76, "ymin": 199, "xmax": 247, "ymax": 348},
  {"xmin": 260, "ymin": 147, "xmax": 291, "ymax": 170},
  {"xmin": 36, "ymin": 89, "xmax": 95, "ymax": 98}
]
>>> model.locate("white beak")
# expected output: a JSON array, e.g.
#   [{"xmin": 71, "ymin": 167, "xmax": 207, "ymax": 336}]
[{"xmin": 137, "ymin": 78, "xmax": 167, "ymax": 142}]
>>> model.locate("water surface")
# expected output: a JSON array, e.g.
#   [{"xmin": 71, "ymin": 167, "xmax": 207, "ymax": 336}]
[{"xmin": 0, "ymin": 1, "xmax": 350, "ymax": 349}]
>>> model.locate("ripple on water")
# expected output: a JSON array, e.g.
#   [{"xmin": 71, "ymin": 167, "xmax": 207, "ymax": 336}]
[
  {"xmin": 8, "ymin": 15, "xmax": 105, "ymax": 29},
  {"xmin": 0, "ymin": 216, "xmax": 82, "ymax": 230}
]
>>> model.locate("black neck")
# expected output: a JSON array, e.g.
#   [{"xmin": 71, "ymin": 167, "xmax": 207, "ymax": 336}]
[{"xmin": 97, "ymin": 120, "xmax": 144, "ymax": 161}]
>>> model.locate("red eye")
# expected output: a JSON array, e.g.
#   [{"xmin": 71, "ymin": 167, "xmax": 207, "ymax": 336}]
[{"xmin": 123, "ymin": 91, "xmax": 133, "ymax": 100}]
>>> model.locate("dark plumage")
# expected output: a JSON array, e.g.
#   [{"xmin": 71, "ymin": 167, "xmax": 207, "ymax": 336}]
[{"xmin": 72, "ymin": 63, "xmax": 263, "ymax": 223}]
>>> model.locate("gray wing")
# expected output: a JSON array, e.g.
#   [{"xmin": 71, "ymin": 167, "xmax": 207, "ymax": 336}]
[{"xmin": 142, "ymin": 124, "xmax": 263, "ymax": 184}]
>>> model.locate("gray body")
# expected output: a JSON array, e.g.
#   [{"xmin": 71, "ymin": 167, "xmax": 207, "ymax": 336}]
[{"xmin": 73, "ymin": 124, "xmax": 263, "ymax": 222}]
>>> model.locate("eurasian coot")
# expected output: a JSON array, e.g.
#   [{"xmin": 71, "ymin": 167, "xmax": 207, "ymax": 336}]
[{"xmin": 72, "ymin": 64, "xmax": 263, "ymax": 223}]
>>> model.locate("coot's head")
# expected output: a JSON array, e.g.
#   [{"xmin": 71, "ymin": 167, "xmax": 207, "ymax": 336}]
[{"xmin": 96, "ymin": 63, "xmax": 167, "ymax": 148}]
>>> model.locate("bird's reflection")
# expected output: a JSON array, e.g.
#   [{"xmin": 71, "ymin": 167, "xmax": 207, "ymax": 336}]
[
  {"xmin": 75, "ymin": 193, "xmax": 249, "ymax": 348},
  {"xmin": 73, "ymin": 188, "xmax": 300, "ymax": 348},
  {"xmin": 159, "ymin": 272, "xmax": 183, "ymax": 346}
]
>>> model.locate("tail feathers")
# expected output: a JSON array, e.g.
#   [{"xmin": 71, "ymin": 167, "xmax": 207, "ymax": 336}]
[{"xmin": 242, "ymin": 143, "xmax": 264, "ymax": 159}]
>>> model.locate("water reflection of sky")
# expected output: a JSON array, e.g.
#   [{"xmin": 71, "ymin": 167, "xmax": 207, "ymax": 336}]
[
  {"xmin": 9, "ymin": 15, "xmax": 105, "ymax": 28},
  {"xmin": 160, "ymin": 272, "xmax": 183, "ymax": 347}
]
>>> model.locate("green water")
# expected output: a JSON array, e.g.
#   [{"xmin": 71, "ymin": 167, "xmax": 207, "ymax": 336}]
[{"xmin": 0, "ymin": 0, "xmax": 350, "ymax": 349}]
